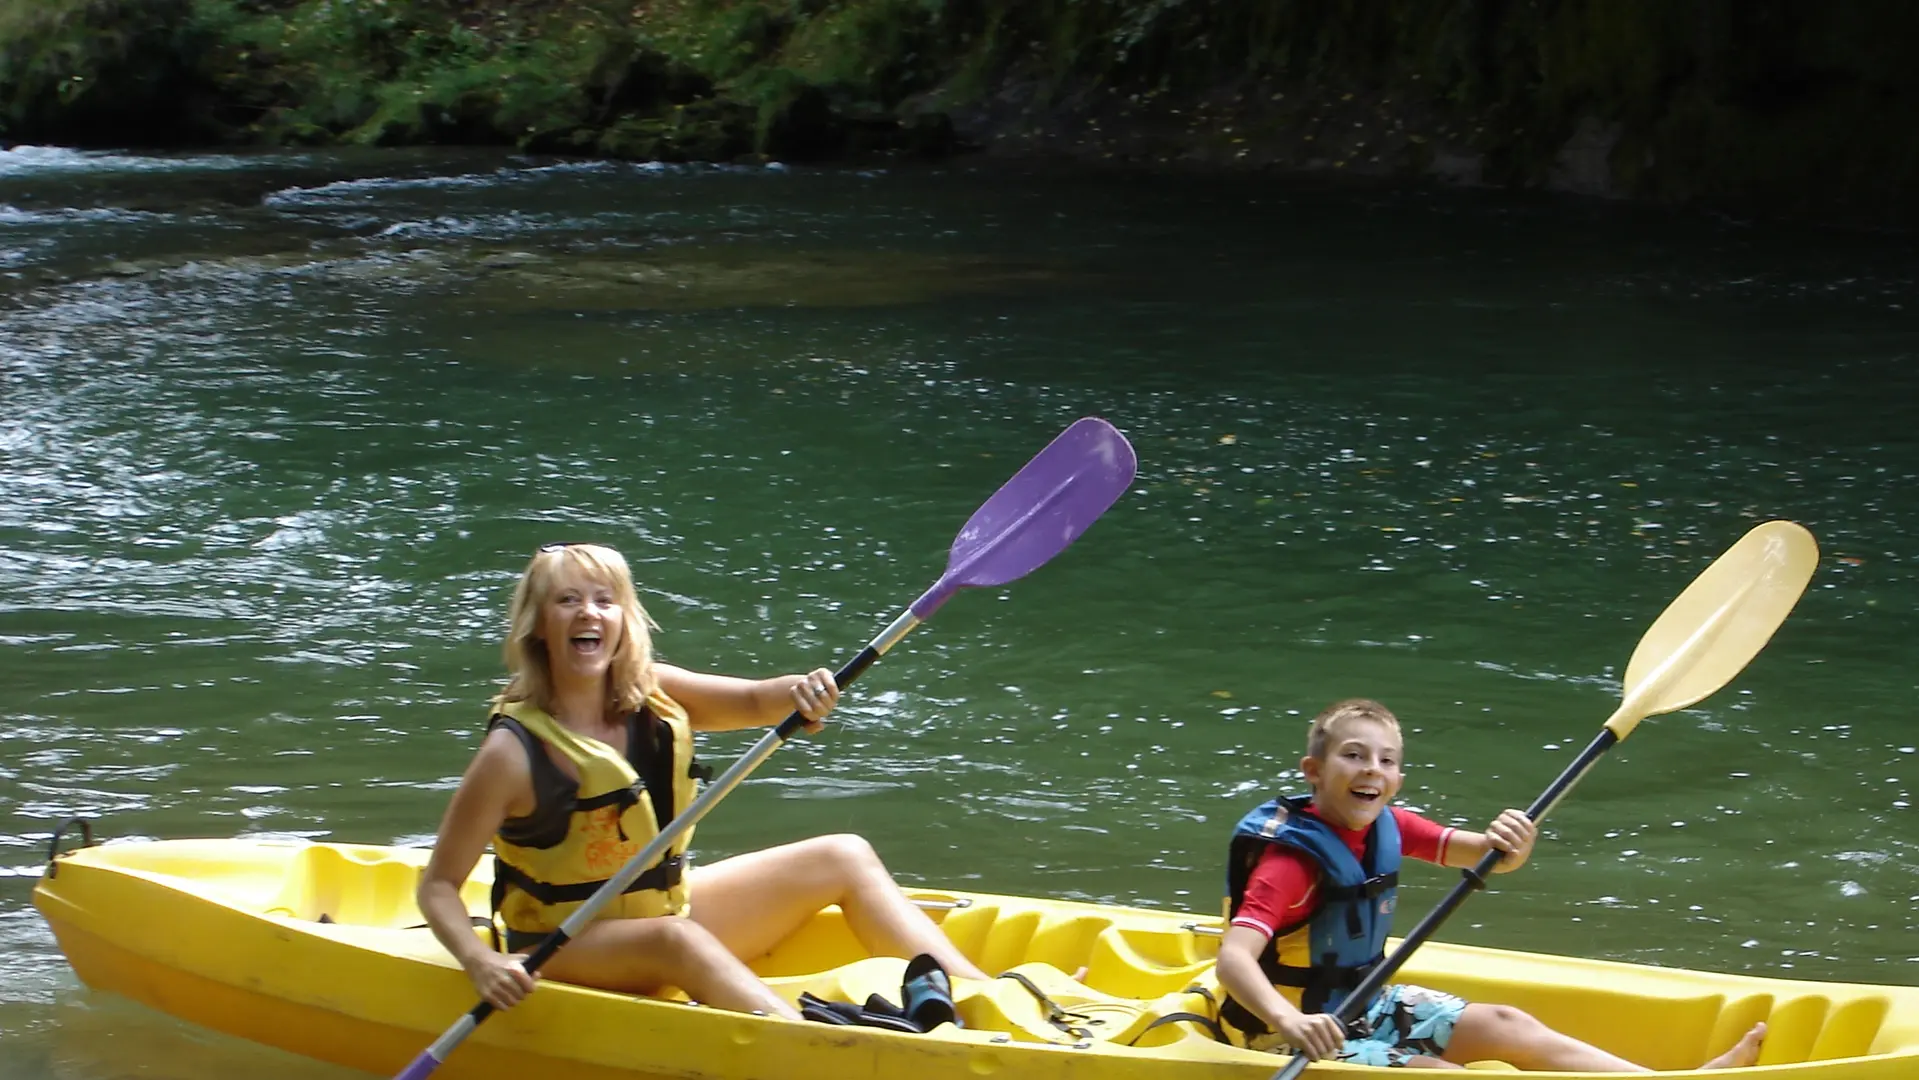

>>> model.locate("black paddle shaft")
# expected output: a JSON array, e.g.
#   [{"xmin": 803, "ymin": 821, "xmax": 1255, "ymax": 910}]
[
  {"xmin": 770, "ymin": 648, "xmax": 879, "ymax": 741},
  {"xmin": 1270, "ymin": 727, "xmax": 1621, "ymax": 1080}
]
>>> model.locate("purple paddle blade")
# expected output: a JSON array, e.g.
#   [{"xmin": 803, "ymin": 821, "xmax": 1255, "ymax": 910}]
[{"xmin": 910, "ymin": 417, "xmax": 1136, "ymax": 618}]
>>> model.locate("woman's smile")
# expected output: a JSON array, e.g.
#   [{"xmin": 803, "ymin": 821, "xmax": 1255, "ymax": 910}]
[{"xmin": 541, "ymin": 568, "xmax": 623, "ymax": 677}]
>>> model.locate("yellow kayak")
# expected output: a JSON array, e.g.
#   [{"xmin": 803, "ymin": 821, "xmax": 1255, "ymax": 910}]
[{"xmin": 33, "ymin": 835, "xmax": 1919, "ymax": 1079}]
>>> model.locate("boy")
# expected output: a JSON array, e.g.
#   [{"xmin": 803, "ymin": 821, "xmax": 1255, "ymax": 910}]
[{"xmin": 1215, "ymin": 698, "xmax": 1765, "ymax": 1070}]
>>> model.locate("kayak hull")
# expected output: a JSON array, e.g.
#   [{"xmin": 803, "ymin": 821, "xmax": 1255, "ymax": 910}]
[{"xmin": 33, "ymin": 837, "xmax": 1919, "ymax": 1079}]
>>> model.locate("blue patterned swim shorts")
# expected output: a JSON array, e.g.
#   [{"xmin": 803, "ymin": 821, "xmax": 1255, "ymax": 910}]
[{"xmin": 1235, "ymin": 984, "xmax": 1469, "ymax": 1067}]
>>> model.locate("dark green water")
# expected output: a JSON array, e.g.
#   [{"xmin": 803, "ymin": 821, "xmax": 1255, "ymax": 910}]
[{"xmin": 2, "ymin": 144, "xmax": 1915, "ymax": 1079}]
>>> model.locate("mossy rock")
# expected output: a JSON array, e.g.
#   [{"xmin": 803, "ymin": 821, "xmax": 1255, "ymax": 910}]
[
  {"xmin": 462, "ymin": 247, "xmax": 1080, "ymax": 313},
  {"xmin": 592, "ymin": 100, "xmax": 757, "ymax": 162},
  {"xmin": 0, "ymin": 0, "xmax": 209, "ymax": 145}
]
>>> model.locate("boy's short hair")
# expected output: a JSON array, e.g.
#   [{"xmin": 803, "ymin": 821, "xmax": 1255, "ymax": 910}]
[{"xmin": 1305, "ymin": 698, "xmax": 1403, "ymax": 760}]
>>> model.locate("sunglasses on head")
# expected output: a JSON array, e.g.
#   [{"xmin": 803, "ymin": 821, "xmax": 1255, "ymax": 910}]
[{"xmin": 537, "ymin": 541, "xmax": 594, "ymax": 553}]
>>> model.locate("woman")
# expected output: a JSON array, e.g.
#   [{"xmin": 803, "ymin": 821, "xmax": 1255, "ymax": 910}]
[{"xmin": 416, "ymin": 542, "xmax": 987, "ymax": 1017}]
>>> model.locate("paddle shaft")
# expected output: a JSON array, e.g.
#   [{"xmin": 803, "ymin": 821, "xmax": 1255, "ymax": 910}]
[
  {"xmin": 1269, "ymin": 727, "xmax": 1618, "ymax": 1080},
  {"xmin": 397, "ymin": 612, "xmax": 919, "ymax": 1080}
]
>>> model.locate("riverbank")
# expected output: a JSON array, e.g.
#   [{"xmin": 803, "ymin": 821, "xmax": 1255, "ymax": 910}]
[{"xmin": 3, "ymin": 1, "xmax": 1915, "ymax": 228}]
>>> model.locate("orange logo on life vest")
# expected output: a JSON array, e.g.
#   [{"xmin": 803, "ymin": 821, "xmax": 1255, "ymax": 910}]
[
  {"xmin": 1379, "ymin": 896, "xmax": 1396, "ymax": 916},
  {"xmin": 580, "ymin": 805, "xmax": 638, "ymax": 874}
]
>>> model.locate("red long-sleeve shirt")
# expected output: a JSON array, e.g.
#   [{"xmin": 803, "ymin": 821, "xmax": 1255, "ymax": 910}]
[{"xmin": 1231, "ymin": 805, "xmax": 1455, "ymax": 940}]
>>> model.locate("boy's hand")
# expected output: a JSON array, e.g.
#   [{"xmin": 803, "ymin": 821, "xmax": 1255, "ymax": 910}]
[
  {"xmin": 1277, "ymin": 1011, "xmax": 1348, "ymax": 1060},
  {"xmin": 1484, "ymin": 808, "xmax": 1538, "ymax": 869}
]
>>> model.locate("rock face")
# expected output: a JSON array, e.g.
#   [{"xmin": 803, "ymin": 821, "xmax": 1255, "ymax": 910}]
[
  {"xmin": 4, "ymin": 1, "xmax": 1917, "ymax": 226},
  {"xmin": 1550, "ymin": 118, "xmax": 1623, "ymax": 200}
]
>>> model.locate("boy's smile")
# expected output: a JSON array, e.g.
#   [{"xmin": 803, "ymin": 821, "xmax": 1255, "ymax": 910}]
[{"xmin": 1302, "ymin": 717, "xmax": 1404, "ymax": 831}]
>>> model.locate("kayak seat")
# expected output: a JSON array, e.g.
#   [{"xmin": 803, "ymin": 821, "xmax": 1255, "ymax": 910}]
[
  {"xmin": 754, "ymin": 898, "xmax": 1112, "ymax": 988},
  {"xmin": 961, "ymin": 962, "xmax": 1145, "ymax": 1045},
  {"xmin": 957, "ymin": 908, "xmax": 1044, "ymax": 977},
  {"xmin": 1113, "ymin": 981, "xmax": 1231, "ymax": 1048},
  {"xmin": 261, "ymin": 843, "xmax": 425, "ymax": 928},
  {"xmin": 1083, "ymin": 925, "xmax": 1215, "ymax": 998},
  {"xmin": 928, "ymin": 903, "xmax": 1113, "ymax": 978}
]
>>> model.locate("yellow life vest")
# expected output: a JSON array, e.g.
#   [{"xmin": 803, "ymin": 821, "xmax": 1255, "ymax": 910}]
[{"xmin": 489, "ymin": 693, "xmax": 699, "ymax": 937}]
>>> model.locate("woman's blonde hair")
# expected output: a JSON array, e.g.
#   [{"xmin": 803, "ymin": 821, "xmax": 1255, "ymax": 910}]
[
  {"xmin": 1305, "ymin": 698, "xmax": 1402, "ymax": 760},
  {"xmin": 496, "ymin": 544, "xmax": 658, "ymax": 715}
]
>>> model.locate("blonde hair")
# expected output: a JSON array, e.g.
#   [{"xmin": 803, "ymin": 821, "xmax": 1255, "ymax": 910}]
[
  {"xmin": 1305, "ymin": 698, "xmax": 1403, "ymax": 760},
  {"xmin": 496, "ymin": 544, "xmax": 658, "ymax": 715}
]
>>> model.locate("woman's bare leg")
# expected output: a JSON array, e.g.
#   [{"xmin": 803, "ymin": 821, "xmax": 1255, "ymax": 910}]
[
  {"xmin": 688, "ymin": 834, "xmax": 987, "ymax": 980},
  {"xmin": 532, "ymin": 913, "xmax": 798, "ymax": 1018}
]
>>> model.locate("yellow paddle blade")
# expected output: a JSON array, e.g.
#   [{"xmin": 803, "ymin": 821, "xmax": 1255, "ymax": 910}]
[{"xmin": 1604, "ymin": 520, "xmax": 1818, "ymax": 740}]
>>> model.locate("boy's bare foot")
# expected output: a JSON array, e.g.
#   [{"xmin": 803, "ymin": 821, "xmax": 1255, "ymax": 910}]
[
  {"xmin": 1701, "ymin": 1023, "xmax": 1766, "ymax": 1069},
  {"xmin": 1070, "ymin": 966, "xmax": 1089, "ymax": 983}
]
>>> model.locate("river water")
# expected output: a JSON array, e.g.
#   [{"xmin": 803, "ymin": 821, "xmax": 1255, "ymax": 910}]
[{"xmin": 2, "ymin": 144, "xmax": 1915, "ymax": 1078}]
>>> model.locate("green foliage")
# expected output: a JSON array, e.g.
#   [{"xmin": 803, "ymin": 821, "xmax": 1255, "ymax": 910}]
[
  {"xmin": 199, "ymin": 1, "xmax": 594, "ymax": 144},
  {"xmin": 0, "ymin": 0, "xmax": 205, "ymax": 143},
  {"xmin": 2, "ymin": 0, "xmax": 1915, "ymax": 221}
]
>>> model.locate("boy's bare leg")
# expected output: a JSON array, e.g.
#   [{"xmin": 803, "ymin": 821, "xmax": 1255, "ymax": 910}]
[
  {"xmin": 1442, "ymin": 1003, "xmax": 1648, "ymax": 1071},
  {"xmin": 1444, "ymin": 1004, "xmax": 1766, "ymax": 1073}
]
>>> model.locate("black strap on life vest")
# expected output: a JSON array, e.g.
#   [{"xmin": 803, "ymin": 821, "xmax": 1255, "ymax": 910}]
[
  {"xmin": 487, "ymin": 851, "xmax": 685, "ymax": 937},
  {"xmin": 485, "ymin": 705, "xmax": 707, "ymax": 947},
  {"xmin": 1318, "ymin": 870, "xmax": 1399, "ymax": 938}
]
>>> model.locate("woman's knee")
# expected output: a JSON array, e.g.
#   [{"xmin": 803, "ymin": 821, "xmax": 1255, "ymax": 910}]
[
  {"xmin": 649, "ymin": 914, "xmax": 733, "ymax": 967},
  {"xmin": 810, "ymin": 833, "xmax": 886, "ymax": 877}
]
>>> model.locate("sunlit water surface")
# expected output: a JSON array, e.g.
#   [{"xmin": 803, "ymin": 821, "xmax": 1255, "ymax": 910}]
[{"xmin": 3, "ymin": 143, "xmax": 1916, "ymax": 1079}]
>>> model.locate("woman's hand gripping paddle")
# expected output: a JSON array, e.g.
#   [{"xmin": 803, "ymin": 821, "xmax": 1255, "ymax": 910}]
[
  {"xmin": 394, "ymin": 417, "xmax": 1137, "ymax": 1080},
  {"xmin": 1270, "ymin": 519, "xmax": 1818, "ymax": 1080}
]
